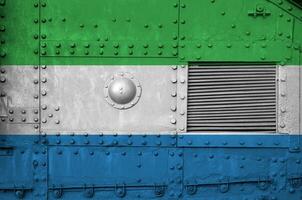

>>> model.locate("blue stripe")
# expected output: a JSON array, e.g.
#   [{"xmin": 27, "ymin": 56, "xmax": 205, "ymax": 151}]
[{"xmin": 1, "ymin": 135, "xmax": 302, "ymax": 199}]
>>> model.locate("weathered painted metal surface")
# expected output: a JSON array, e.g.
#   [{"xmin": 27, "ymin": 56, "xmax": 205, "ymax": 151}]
[
  {"xmin": 0, "ymin": 0, "xmax": 301, "ymax": 65},
  {"xmin": 1, "ymin": 0, "xmax": 302, "ymax": 199}
]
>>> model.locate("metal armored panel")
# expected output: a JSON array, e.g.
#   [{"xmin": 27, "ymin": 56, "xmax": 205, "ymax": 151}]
[
  {"xmin": 182, "ymin": 146, "xmax": 299, "ymax": 199},
  {"xmin": 178, "ymin": 0, "xmax": 297, "ymax": 63},
  {"xmin": 278, "ymin": 66, "xmax": 301, "ymax": 134},
  {"xmin": 0, "ymin": 66, "xmax": 39, "ymax": 134},
  {"xmin": 40, "ymin": 0, "xmax": 178, "ymax": 58},
  {"xmin": 47, "ymin": 146, "xmax": 182, "ymax": 199},
  {"xmin": 0, "ymin": 145, "xmax": 34, "ymax": 199},
  {"xmin": 40, "ymin": 66, "xmax": 177, "ymax": 133}
]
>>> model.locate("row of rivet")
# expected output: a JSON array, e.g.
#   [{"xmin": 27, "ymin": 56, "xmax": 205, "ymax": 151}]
[
  {"xmin": 39, "ymin": 66, "xmax": 61, "ymax": 127},
  {"xmin": 40, "ymin": 44, "xmax": 178, "ymax": 57},
  {"xmin": 278, "ymin": 66, "xmax": 287, "ymax": 131},
  {"xmin": 181, "ymin": 139, "xmax": 283, "ymax": 147},
  {"xmin": 0, "ymin": 1, "xmax": 6, "ymax": 58},
  {"xmin": 176, "ymin": 65, "xmax": 187, "ymax": 132},
  {"xmin": 48, "ymin": 138, "xmax": 176, "ymax": 146},
  {"xmin": 170, "ymin": 66, "xmax": 178, "ymax": 126}
]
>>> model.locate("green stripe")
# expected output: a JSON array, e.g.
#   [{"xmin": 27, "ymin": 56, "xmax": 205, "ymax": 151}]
[{"xmin": 0, "ymin": 0, "xmax": 301, "ymax": 65}]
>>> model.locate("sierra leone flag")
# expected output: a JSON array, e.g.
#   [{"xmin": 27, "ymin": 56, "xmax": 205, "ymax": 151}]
[{"xmin": 0, "ymin": 0, "xmax": 302, "ymax": 199}]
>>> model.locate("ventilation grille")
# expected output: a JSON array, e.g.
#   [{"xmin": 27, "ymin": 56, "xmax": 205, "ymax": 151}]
[{"xmin": 187, "ymin": 65, "xmax": 277, "ymax": 132}]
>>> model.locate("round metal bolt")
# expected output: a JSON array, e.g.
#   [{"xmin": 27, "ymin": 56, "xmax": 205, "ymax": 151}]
[
  {"xmin": 41, "ymin": 78, "xmax": 47, "ymax": 83},
  {"xmin": 170, "ymin": 118, "xmax": 176, "ymax": 124},
  {"xmin": 0, "ymin": 77, "xmax": 6, "ymax": 83},
  {"xmin": 170, "ymin": 105, "xmax": 177, "ymax": 112}
]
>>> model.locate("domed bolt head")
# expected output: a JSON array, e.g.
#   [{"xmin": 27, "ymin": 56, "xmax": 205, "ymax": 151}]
[{"xmin": 108, "ymin": 77, "xmax": 137, "ymax": 105}]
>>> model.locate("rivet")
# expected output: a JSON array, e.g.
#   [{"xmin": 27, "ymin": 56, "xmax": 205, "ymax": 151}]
[
  {"xmin": 171, "ymin": 77, "xmax": 177, "ymax": 83},
  {"xmin": 0, "ymin": 77, "xmax": 6, "ymax": 83},
  {"xmin": 41, "ymin": 77, "xmax": 47, "ymax": 83},
  {"xmin": 170, "ymin": 105, "xmax": 177, "ymax": 112},
  {"xmin": 41, "ymin": 50, "xmax": 47, "ymax": 55},
  {"xmin": 0, "ymin": 51, "xmax": 6, "ymax": 58},
  {"xmin": 170, "ymin": 118, "xmax": 176, "ymax": 124},
  {"xmin": 180, "ymin": 77, "xmax": 185, "ymax": 83},
  {"xmin": 158, "ymin": 44, "xmax": 164, "ymax": 48}
]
